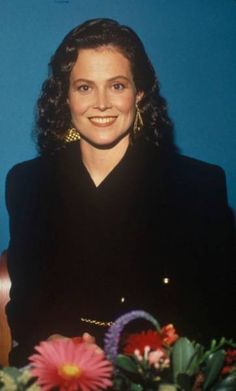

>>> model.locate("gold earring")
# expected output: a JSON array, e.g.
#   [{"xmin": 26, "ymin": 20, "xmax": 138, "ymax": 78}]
[
  {"xmin": 63, "ymin": 127, "xmax": 80, "ymax": 143},
  {"xmin": 133, "ymin": 103, "xmax": 143, "ymax": 135}
]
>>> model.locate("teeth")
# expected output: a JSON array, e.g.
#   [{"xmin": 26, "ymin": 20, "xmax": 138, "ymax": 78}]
[{"xmin": 90, "ymin": 117, "xmax": 116, "ymax": 124}]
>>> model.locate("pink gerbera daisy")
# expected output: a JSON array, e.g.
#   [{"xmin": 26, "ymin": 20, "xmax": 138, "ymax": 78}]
[{"xmin": 29, "ymin": 339, "xmax": 113, "ymax": 391}]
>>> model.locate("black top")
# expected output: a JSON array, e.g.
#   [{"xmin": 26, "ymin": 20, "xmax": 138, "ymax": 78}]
[{"xmin": 5, "ymin": 138, "xmax": 236, "ymax": 366}]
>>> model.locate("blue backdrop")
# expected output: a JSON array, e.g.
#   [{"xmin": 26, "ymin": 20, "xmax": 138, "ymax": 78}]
[{"xmin": 1, "ymin": 0, "xmax": 236, "ymax": 251}]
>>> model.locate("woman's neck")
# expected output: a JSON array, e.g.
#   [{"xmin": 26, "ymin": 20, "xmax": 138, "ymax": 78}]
[{"xmin": 80, "ymin": 136, "xmax": 130, "ymax": 187}]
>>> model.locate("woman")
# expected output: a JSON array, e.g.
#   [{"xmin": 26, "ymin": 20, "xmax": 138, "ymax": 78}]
[{"xmin": 6, "ymin": 18, "xmax": 235, "ymax": 366}]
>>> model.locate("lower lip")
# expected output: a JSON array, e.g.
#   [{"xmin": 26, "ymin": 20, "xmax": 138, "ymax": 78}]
[{"xmin": 89, "ymin": 118, "xmax": 117, "ymax": 127}]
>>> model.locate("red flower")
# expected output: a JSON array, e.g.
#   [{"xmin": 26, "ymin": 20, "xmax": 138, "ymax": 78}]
[
  {"xmin": 222, "ymin": 349, "xmax": 236, "ymax": 375},
  {"xmin": 161, "ymin": 324, "xmax": 179, "ymax": 346},
  {"xmin": 123, "ymin": 330, "xmax": 164, "ymax": 355}
]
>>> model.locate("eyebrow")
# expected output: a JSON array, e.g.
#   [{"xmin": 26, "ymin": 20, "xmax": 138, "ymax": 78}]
[{"xmin": 72, "ymin": 75, "xmax": 131, "ymax": 84}]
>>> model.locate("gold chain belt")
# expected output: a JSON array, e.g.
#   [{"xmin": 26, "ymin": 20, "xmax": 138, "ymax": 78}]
[{"xmin": 80, "ymin": 317, "xmax": 113, "ymax": 327}]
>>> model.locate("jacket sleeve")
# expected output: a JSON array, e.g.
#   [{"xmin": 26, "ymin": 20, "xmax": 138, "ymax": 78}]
[
  {"xmin": 194, "ymin": 164, "xmax": 236, "ymax": 338},
  {"xmin": 204, "ymin": 165, "xmax": 235, "ymax": 259},
  {"xmin": 6, "ymin": 164, "xmax": 28, "ymax": 245},
  {"xmin": 171, "ymin": 155, "xmax": 236, "ymax": 341},
  {"xmin": 5, "ymin": 160, "xmax": 53, "ymax": 354}
]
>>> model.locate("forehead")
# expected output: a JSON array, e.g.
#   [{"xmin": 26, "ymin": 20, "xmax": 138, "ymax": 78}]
[{"xmin": 70, "ymin": 46, "xmax": 133, "ymax": 80}]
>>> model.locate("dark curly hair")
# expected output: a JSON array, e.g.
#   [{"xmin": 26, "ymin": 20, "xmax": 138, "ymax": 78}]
[{"xmin": 35, "ymin": 18, "xmax": 175, "ymax": 155}]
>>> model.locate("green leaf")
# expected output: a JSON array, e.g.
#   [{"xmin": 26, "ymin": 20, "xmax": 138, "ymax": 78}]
[
  {"xmin": 211, "ymin": 339, "xmax": 217, "ymax": 349},
  {"xmin": 1, "ymin": 366, "xmax": 22, "ymax": 380},
  {"xmin": 115, "ymin": 355, "xmax": 139, "ymax": 374},
  {"xmin": 172, "ymin": 337, "xmax": 195, "ymax": 382},
  {"xmin": 176, "ymin": 373, "xmax": 192, "ymax": 391},
  {"xmin": 129, "ymin": 383, "xmax": 143, "ymax": 391},
  {"xmin": 186, "ymin": 343, "xmax": 205, "ymax": 375},
  {"xmin": 213, "ymin": 372, "xmax": 236, "ymax": 391},
  {"xmin": 203, "ymin": 349, "xmax": 225, "ymax": 390}
]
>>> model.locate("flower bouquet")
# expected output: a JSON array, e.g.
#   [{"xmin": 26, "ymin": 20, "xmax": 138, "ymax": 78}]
[{"xmin": 0, "ymin": 310, "xmax": 235, "ymax": 391}]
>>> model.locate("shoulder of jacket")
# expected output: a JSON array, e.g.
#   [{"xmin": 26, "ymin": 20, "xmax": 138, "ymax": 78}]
[
  {"xmin": 171, "ymin": 153, "xmax": 226, "ymax": 183},
  {"xmin": 168, "ymin": 154, "xmax": 230, "ymax": 209},
  {"xmin": 140, "ymin": 139, "xmax": 225, "ymax": 182},
  {"xmin": 5, "ymin": 156, "xmax": 53, "ymax": 213},
  {"xmin": 6, "ymin": 154, "xmax": 59, "ymax": 188},
  {"xmin": 7, "ymin": 156, "xmax": 46, "ymax": 180}
]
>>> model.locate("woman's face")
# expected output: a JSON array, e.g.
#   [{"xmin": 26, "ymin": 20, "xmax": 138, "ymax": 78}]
[{"xmin": 67, "ymin": 46, "xmax": 142, "ymax": 148}]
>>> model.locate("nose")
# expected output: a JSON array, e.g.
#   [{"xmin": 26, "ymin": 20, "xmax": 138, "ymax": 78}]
[{"xmin": 93, "ymin": 88, "xmax": 111, "ymax": 111}]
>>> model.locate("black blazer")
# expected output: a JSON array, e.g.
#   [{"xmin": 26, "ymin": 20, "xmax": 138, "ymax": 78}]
[{"xmin": 5, "ymin": 139, "xmax": 236, "ymax": 366}]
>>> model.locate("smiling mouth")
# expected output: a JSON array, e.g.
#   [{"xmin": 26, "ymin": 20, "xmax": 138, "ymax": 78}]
[{"xmin": 88, "ymin": 116, "xmax": 117, "ymax": 126}]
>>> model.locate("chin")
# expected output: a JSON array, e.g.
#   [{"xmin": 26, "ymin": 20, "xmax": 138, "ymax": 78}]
[{"xmin": 81, "ymin": 130, "xmax": 130, "ymax": 150}]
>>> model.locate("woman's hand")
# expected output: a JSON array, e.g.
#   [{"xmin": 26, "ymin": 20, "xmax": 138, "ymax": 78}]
[
  {"xmin": 79, "ymin": 332, "xmax": 103, "ymax": 354},
  {"xmin": 47, "ymin": 333, "xmax": 67, "ymax": 341},
  {"xmin": 47, "ymin": 332, "xmax": 103, "ymax": 354}
]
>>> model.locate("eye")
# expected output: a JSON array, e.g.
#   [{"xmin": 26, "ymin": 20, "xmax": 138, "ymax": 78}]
[
  {"xmin": 112, "ymin": 83, "xmax": 126, "ymax": 91},
  {"xmin": 77, "ymin": 84, "xmax": 91, "ymax": 93}
]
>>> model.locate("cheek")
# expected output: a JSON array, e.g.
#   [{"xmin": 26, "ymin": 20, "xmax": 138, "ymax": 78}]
[
  {"xmin": 69, "ymin": 97, "xmax": 91, "ymax": 116},
  {"xmin": 114, "ymin": 94, "xmax": 136, "ymax": 114}
]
